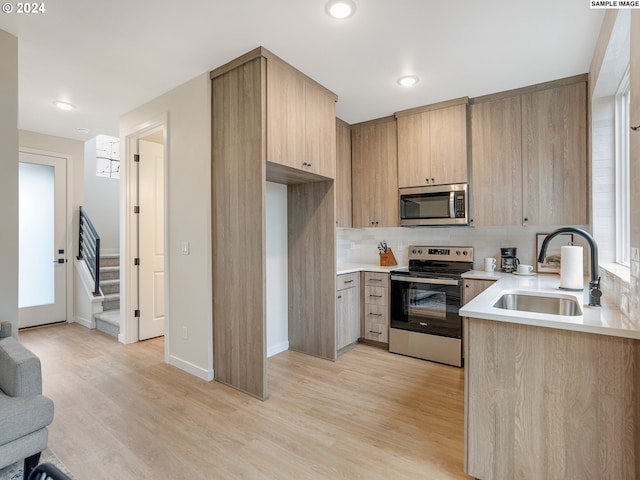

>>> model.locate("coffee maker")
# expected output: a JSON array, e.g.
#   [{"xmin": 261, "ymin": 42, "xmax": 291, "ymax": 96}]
[{"xmin": 500, "ymin": 247, "xmax": 520, "ymax": 273}]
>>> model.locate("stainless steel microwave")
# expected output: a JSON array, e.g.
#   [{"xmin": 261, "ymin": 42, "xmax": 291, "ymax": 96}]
[{"xmin": 399, "ymin": 184, "xmax": 468, "ymax": 226}]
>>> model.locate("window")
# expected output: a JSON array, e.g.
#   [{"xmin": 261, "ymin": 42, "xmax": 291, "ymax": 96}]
[
  {"xmin": 615, "ymin": 69, "xmax": 630, "ymax": 266},
  {"xmin": 95, "ymin": 134, "xmax": 120, "ymax": 179}
]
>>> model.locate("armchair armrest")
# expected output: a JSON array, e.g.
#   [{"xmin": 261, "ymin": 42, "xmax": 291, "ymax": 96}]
[
  {"xmin": 0, "ymin": 321, "xmax": 11, "ymax": 338},
  {"xmin": 0, "ymin": 337, "xmax": 42, "ymax": 397}
]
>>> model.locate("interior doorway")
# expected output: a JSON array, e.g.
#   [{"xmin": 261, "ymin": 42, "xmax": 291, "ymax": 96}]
[
  {"xmin": 121, "ymin": 116, "xmax": 169, "ymax": 353},
  {"xmin": 137, "ymin": 133, "xmax": 165, "ymax": 340},
  {"xmin": 18, "ymin": 150, "xmax": 68, "ymax": 328}
]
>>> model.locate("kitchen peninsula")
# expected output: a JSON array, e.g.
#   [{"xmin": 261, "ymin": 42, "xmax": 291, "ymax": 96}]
[{"xmin": 460, "ymin": 273, "xmax": 640, "ymax": 479}]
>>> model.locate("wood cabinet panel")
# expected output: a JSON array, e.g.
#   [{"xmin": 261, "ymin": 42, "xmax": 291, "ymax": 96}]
[
  {"xmin": 336, "ymin": 273, "xmax": 360, "ymax": 351},
  {"xmin": 463, "ymin": 279, "xmax": 496, "ymax": 305},
  {"xmin": 397, "ymin": 100, "xmax": 468, "ymax": 188},
  {"xmin": 397, "ymin": 112, "xmax": 430, "ymax": 188},
  {"xmin": 335, "ymin": 119, "xmax": 352, "ymax": 227},
  {"xmin": 522, "ymin": 81, "xmax": 588, "ymax": 225},
  {"xmin": 212, "ymin": 57, "xmax": 267, "ymax": 400},
  {"xmin": 361, "ymin": 271, "xmax": 389, "ymax": 344},
  {"xmin": 266, "ymin": 56, "xmax": 336, "ymax": 179},
  {"xmin": 267, "ymin": 59, "xmax": 305, "ymax": 170},
  {"xmin": 465, "ymin": 318, "xmax": 637, "ymax": 479},
  {"xmin": 470, "ymin": 95, "xmax": 523, "ymax": 226},
  {"xmin": 470, "ymin": 76, "xmax": 587, "ymax": 227},
  {"xmin": 305, "ymin": 85, "xmax": 336, "ymax": 178},
  {"xmin": 429, "ymin": 103, "xmax": 468, "ymax": 185},
  {"xmin": 351, "ymin": 117, "xmax": 399, "ymax": 228}
]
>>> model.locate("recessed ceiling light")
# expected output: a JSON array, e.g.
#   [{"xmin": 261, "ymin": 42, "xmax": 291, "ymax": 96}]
[
  {"xmin": 54, "ymin": 100, "xmax": 75, "ymax": 111},
  {"xmin": 397, "ymin": 75, "xmax": 419, "ymax": 87},
  {"xmin": 325, "ymin": 0, "xmax": 356, "ymax": 19},
  {"xmin": 77, "ymin": 128, "xmax": 90, "ymax": 134}
]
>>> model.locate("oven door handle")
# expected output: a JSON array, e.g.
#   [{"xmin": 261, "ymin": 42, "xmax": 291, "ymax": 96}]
[{"xmin": 391, "ymin": 275, "xmax": 460, "ymax": 286}]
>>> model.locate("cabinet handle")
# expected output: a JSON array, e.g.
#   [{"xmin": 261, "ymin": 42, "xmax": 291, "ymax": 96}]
[
  {"xmin": 631, "ymin": 125, "xmax": 640, "ymax": 131},
  {"xmin": 369, "ymin": 313, "xmax": 382, "ymax": 317},
  {"xmin": 337, "ymin": 295, "xmax": 342, "ymax": 299},
  {"xmin": 425, "ymin": 178, "xmax": 430, "ymax": 184},
  {"xmin": 370, "ymin": 279, "xmax": 382, "ymax": 282},
  {"xmin": 344, "ymin": 280, "xmax": 354, "ymax": 284},
  {"xmin": 369, "ymin": 330, "xmax": 382, "ymax": 335},
  {"xmin": 431, "ymin": 178, "xmax": 435, "ymax": 183},
  {"xmin": 524, "ymin": 217, "xmax": 529, "ymax": 222},
  {"xmin": 369, "ymin": 294, "xmax": 383, "ymax": 298}
]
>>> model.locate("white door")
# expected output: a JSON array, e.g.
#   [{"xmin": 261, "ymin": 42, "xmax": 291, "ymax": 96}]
[
  {"xmin": 18, "ymin": 151, "xmax": 67, "ymax": 328},
  {"xmin": 138, "ymin": 139, "xmax": 165, "ymax": 340}
]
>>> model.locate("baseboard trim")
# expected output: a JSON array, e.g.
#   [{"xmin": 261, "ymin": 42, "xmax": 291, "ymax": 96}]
[
  {"xmin": 168, "ymin": 354, "xmax": 213, "ymax": 381},
  {"xmin": 267, "ymin": 341, "xmax": 289, "ymax": 358},
  {"xmin": 73, "ymin": 315, "xmax": 96, "ymax": 329}
]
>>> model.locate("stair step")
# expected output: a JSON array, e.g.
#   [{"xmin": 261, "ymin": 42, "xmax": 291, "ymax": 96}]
[
  {"xmin": 95, "ymin": 310, "xmax": 120, "ymax": 338},
  {"xmin": 100, "ymin": 279, "xmax": 120, "ymax": 295},
  {"xmin": 100, "ymin": 254, "xmax": 120, "ymax": 267},
  {"xmin": 102, "ymin": 293, "xmax": 120, "ymax": 311},
  {"xmin": 100, "ymin": 266, "xmax": 120, "ymax": 281}
]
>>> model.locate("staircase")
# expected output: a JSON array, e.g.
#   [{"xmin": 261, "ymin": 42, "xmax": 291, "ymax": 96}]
[{"xmin": 94, "ymin": 254, "xmax": 120, "ymax": 338}]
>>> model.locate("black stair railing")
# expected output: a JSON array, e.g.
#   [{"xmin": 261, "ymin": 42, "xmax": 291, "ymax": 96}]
[{"xmin": 78, "ymin": 206, "xmax": 101, "ymax": 296}]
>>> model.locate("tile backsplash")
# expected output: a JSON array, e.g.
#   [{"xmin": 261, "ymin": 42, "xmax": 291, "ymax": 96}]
[{"xmin": 338, "ymin": 225, "xmax": 592, "ymax": 272}]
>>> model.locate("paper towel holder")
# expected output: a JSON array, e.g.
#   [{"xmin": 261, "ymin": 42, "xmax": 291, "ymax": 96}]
[{"xmin": 537, "ymin": 227, "xmax": 602, "ymax": 307}]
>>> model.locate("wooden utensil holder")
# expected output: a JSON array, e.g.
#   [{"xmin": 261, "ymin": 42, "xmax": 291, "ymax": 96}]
[{"xmin": 379, "ymin": 248, "xmax": 397, "ymax": 267}]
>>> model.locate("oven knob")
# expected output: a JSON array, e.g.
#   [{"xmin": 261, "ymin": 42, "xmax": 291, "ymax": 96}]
[
  {"xmin": 456, "ymin": 250, "xmax": 461, "ymax": 255},
  {"xmin": 463, "ymin": 251, "xmax": 468, "ymax": 256},
  {"xmin": 418, "ymin": 249, "xmax": 422, "ymax": 255},
  {"xmin": 411, "ymin": 249, "xmax": 417, "ymax": 254}
]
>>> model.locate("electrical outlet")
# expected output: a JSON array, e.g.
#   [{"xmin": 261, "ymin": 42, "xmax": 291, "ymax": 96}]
[{"xmin": 182, "ymin": 326, "xmax": 188, "ymax": 339}]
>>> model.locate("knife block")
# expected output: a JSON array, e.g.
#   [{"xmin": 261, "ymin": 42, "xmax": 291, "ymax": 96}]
[{"xmin": 379, "ymin": 248, "xmax": 397, "ymax": 267}]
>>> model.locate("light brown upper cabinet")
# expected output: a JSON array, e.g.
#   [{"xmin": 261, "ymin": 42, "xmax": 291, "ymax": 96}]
[
  {"xmin": 267, "ymin": 56, "xmax": 337, "ymax": 179},
  {"xmin": 351, "ymin": 116, "xmax": 399, "ymax": 228},
  {"xmin": 336, "ymin": 118, "xmax": 352, "ymax": 227},
  {"xmin": 470, "ymin": 75, "xmax": 588, "ymax": 226},
  {"xmin": 396, "ymin": 98, "xmax": 469, "ymax": 188}
]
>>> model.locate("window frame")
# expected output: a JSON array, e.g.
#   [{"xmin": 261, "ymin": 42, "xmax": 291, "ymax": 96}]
[{"xmin": 614, "ymin": 67, "xmax": 630, "ymax": 267}]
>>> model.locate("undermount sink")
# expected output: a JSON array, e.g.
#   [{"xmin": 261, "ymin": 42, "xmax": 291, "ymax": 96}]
[{"xmin": 493, "ymin": 292, "xmax": 583, "ymax": 316}]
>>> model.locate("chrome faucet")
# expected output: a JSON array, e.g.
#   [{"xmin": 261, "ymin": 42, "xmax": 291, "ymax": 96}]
[{"xmin": 537, "ymin": 227, "xmax": 602, "ymax": 307}]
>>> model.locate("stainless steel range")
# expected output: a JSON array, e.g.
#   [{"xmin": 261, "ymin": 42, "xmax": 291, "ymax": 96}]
[{"xmin": 389, "ymin": 246, "xmax": 473, "ymax": 367}]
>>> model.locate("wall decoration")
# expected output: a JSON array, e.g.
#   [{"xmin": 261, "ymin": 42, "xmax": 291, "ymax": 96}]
[{"xmin": 536, "ymin": 233, "xmax": 574, "ymax": 273}]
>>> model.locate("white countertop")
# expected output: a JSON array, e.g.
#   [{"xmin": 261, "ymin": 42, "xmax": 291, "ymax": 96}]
[
  {"xmin": 337, "ymin": 263, "xmax": 407, "ymax": 275},
  {"xmin": 459, "ymin": 270, "xmax": 640, "ymax": 340}
]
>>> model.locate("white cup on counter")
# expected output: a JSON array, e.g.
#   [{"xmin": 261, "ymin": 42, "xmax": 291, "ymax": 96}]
[
  {"xmin": 484, "ymin": 257, "xmax": 496, "ymax": 272},
  {"xmin": 517, "ymin": 264, "xmax": 534, "ymax": 274}
]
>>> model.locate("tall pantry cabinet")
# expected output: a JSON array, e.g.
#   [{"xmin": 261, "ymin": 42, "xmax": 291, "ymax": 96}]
[{"xmin": 211, "ymin": 47, "xmax": 338, "ymax": 400}]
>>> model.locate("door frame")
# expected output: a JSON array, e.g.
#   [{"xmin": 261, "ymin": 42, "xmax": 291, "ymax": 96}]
[
  {"xmin": 18, "ymin": 147, "xmax": 73, "ymax": 327},
  {"xmin": 121, "ymin": 114, "xmax": 169, "ymax": 359}
]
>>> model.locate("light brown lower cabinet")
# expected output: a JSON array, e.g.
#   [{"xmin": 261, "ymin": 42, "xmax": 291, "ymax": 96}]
[
  {"xmin": 464, "ymin": 317, "xmax": 638, "ymax": 479},
  {"xmin": 362, "ymin": 272, "xmax": 389, "ymax": 344},
  {"xmin": 462, "ymin": 279, "xmax": 496, "ymax": 360},
  {"xmin": 336, "ymin": 273, "xmax": 360, "ymax": 352}
]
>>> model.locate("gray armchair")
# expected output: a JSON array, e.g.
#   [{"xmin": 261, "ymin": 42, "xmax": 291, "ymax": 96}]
[{"xmin": 0, "ymin": 321, "xmax": 55, "ymax": 479}]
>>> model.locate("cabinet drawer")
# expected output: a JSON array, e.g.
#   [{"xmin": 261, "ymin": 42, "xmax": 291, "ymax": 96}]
[
  {"xmin": 363, "ymin": 271, "xmax": 389, "ymax": 287},
  {"xmin": 364, "ymin": 319, "xmax": 389, "ymax": 343},
  {"xmin": 337, "ymin": 273, "xmax": 360, "ymax": 291},
  {"xmin": 364, "ymin": 286, "xmax": 388, "ymax": 306},
  {"xmin": 364, "ymin": 303, "xmax": 388, "ymax": 324}
]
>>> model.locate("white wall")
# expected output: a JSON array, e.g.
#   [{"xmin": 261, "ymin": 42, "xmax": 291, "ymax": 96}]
[
  {"xmin": 266, "ymin": 182, "xmax": 288, "ymax": 357},
  {"xmin": 0, "ymin": 30, "xmax": 18, "ymax": 332},
  {"xmin": 83, "ymin": 137, "xmax": 120, "ymax": 252},
  {"xmin": 120, "ymin": 73, "xmax": 212, "ymax": 378}
]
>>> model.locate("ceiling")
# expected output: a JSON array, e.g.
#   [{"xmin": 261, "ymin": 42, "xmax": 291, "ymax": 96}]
[{"xmin": 1, "ymin": 0, "xmax": 604, "ymax": 142}]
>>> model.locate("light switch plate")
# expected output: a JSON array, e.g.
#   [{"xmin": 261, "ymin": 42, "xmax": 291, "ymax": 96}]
[{"xmin": 181, "ymin": 241, "xmax": 190, "ymax": 255}]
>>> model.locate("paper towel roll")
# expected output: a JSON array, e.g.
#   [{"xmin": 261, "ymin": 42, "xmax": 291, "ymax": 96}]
[{"xmin": 560, "ymin": 245, "xmax": 583, "ymax": 290}]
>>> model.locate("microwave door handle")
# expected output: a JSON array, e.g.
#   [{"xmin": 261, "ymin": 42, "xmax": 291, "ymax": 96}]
[{"xmin": 449, "ymin": 191, "xmax": 455, "ymax": 218}]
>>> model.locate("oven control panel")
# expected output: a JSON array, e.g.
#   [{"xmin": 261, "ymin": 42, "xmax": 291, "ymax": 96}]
[{"xmin": 408, "ymin": 246, "xmax": 474, "ymax": 262}]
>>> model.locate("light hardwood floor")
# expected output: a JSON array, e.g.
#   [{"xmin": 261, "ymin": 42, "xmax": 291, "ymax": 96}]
[{"xmin": 19, "ymin": 323, "xmax": 472, "ymax": 480}]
